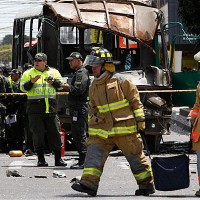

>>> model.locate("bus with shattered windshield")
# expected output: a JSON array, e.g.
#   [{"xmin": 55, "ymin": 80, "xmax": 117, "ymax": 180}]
[{"xmin": 12, "ymin": 0, "xmax": 172, "ymax": 152}]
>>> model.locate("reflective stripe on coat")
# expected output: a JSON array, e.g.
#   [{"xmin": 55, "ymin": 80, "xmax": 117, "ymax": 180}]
[{"xmin": 88, "ymin": 71, "xmax": 144, "ymax": 138}]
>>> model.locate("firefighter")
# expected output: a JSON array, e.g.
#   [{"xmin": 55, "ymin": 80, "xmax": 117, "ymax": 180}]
[
  {"xmin": 61, "ymin": 52, "xmax": 90, "ymax": 169},
  {"xmin": 71, "ymin": 47, "xmax": 154, "ymax": 196},
  {"xmin": 20, "ymin": 53, "xmax": 67, "ymax": 167},
  {"xmin": 188, "ymin": 51, "xmax": 200, "ymax": 197}
]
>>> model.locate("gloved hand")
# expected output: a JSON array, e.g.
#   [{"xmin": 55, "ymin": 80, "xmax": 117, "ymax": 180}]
[
  {"xmin": 187, "ymin": 116, "xmax": 196, "ymax": 125},
  {"xmin": 137, "ymin": 121, "xmax": 145, "ymax": 132},
  {"xmin": 190, "ymin": 117, "xmax": 196, "ymax": 125},
  {"xmin": 186, "ymin": 116, "xmax": 191, "ymax": 121}
]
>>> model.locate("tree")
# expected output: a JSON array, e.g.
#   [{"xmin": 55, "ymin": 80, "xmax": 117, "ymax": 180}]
[
  {"xmin": 0, "ymin": 44, "xmax": 12, "ymax": 64},
  {"xmin": 1, "ymin": 34, "xmax": 30, "ymax": 45},
  {"xmin": 178, "ymin": 0, "xmax": 200, "ymax": 35},
  {"xmin": 2, "ymin": 34, "xmax": 12, "ymax": 45}
]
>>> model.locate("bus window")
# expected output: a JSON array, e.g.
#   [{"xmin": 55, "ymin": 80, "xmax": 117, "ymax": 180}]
[
  {"xmin": 84, "ymin": 29, "xmax": 103, "ymax": 51},
  {"xmin": 23, "ymin": 18, "xmax": 39, "ymax": 64},
  {"xmin": 60, "ymin": 27, "xmax": 79, "ymax": 44},
  {"xmin": 84, "ymin": 29, "xmax": 103, "ymax": 44},
  {"xmin": 118, "ymin": 49, "xmax": 140, "ymax": 71},
  {"xmin": 24, "ymin": 19, "xmax": 39, "ymax": 42}
]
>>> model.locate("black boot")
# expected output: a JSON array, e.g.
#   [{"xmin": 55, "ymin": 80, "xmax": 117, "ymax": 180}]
[
  {"xmin": 54, "ymin": 150, "xmax": 67, "ymax": 166},
  {"xmin": 195, "ymin": 189, "xmax": 200, "ymax": 197},
  {"xmin": 71, "ymin": 182, "xmax": 97, "ymax": 196},
  {"xmin": 37, "ymin": 150, "xmax": 48, "ymax": 167},
  {"xmin": 135, "ymin": 184, "xmax": 155, "ymax": 196},
  {"xmin": 70, "ymin": 152, "xmax": 85, "ymax": 169}
]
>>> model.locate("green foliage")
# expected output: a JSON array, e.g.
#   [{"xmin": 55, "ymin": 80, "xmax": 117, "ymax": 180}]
[
  {"xmin": 2, "ymin": 34, "xmax": 13, "ymax": 45},
  {"xmin": 0, "ymin": 34, "xmax": 30, "ymax": 64},
  {"xmin": 0, "ymin": 44, "xmax": 12, "ymax": 64},
  {"xmin": 178, "ymin": 0, "xmax": 200, "ymax": 35}
]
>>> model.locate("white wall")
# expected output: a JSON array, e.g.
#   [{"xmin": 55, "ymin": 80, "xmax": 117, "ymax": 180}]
[{"xmin": 174, "ymin": 51, "xmax": 182, "ymax": 72}]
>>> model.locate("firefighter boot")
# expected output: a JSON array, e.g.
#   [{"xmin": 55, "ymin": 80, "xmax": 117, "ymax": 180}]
[
  {"xmin": 70, "ymin": 152, "xmax": 85, "ymax": 169},
  {"xmin": 71, "ymin": 182, "xmax": 97, "ymax": 196},
  {"xmin": 195, "ymin": 189, "xmax": 200, "ymax": 197},
  {"xmin": 37, "ymin": 151, "xmax": 48, "ymax": 167},
  {"xmin": 54, "ymin": 150, "xmax": 67, "ymax": 166},
  {"xmin": 135, "ymin": 184, "xmax": 155, "ymax": 196}
]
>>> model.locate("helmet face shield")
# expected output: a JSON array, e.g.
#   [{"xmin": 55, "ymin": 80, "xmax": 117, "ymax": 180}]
[
  {"xmin": 84, "ymin": 47, "xmax": 120, "ymax": 69},
  {"xmin": 83, "ymin": 55, "xmax": 103, "ymax": 67}
]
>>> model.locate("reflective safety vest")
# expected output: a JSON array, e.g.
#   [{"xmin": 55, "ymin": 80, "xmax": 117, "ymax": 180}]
[{"xmin": 20, "ymin": 67, "xmax": 63, "ymax": 113}]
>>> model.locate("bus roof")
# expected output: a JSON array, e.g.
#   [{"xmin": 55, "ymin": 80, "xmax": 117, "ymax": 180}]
[
  {"xmin": 15, "ymin": 5, "xmax": 43, "ymax": 20},
  {"xmin": 14, "ymin": 0, "xmax": 161, "ymax": 46}
]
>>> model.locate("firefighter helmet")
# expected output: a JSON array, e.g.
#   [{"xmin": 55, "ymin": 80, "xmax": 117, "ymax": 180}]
[
  {"xmin": 83, "ymin": 47, "xmax": 114, "ymax": 67},
  {"xmin": 84, "ymin": 47, "xmax": 119, "ymax": 72}
]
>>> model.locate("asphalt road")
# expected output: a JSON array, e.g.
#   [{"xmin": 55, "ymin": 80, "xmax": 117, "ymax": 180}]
[
  {"xmin": 0, "ymin": 107, "xmax": 197, "ymax": 199},
  {"xmin": 0, "ymin": 149, "xmax": 199, "ymax": 200}
]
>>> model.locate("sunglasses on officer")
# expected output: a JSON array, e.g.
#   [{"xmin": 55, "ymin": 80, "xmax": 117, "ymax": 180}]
[{"xmin": 34, "ymin": 59, "xmax": 43, "ymax": 62}]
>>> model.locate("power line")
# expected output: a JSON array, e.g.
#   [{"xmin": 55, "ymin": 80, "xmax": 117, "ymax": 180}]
[
  {"xmin": 0, "ymin": 0, "xmax": 55, "ymax": 40},
  {"xmin": 0, "ymin": 0, "xmax": 44, "ymax": 39}
]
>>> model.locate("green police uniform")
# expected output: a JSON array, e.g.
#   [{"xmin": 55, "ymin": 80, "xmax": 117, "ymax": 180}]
[{"xmin": 20, "ymin": 58, "xmax": 66, "ymax": 166}]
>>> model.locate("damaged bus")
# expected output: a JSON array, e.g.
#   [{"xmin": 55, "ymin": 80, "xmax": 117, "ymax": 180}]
[{"xmin": 12, "ymin": 0, "xmax": 172, "ymax": 152}]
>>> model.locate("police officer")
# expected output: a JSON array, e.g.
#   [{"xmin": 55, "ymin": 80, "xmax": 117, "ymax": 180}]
[
  {"xmin": 10, "ymin": 69, "xmax": 21, "ymax": 92},
  {"xmin": 20, "ymin": 53, "xmax": 67, "ymax": 167},
  {"xmin": 8, "ymin": 69, "xmax": 25, "ymax": 151},
  {"xmin": 62, "ymin": 52, "xmax": 89, "ymax": 169},
  {"xmin": 71, "ymin": 47, "xmax": 154, "ymax": 196},
  {"xmin": 2, "ymin": 66, "xmax": 12, "ymax": 83},
  {"xmin": 0, "ymin": 67, "xmax": 13, "ymax": 140}
]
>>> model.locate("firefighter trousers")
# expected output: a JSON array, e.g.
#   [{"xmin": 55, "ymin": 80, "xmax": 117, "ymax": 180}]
[{"xmin": 80, "ymin": 134, "xmax": 154, "ymax": 191}]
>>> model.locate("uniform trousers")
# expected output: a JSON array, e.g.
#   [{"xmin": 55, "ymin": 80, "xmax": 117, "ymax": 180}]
[
  {"xmin": 28, "ymin": 113, "xmax": 62, "ymax": 151},
  {"xmin": 69, "ymin": 106, "xmax": 88, "ymax": 154},
  {"xmin": 80, "ymin": 134, "xmax": 153, "ymax": 191}
]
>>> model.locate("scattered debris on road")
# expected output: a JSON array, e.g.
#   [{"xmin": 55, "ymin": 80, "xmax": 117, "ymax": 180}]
[
  {"xmin": 53, "ymin": 171, "xmax": 66, "ymax": 178},
  {"xmin": 6, "ymin": 169, "xmax": 22, "ymax": 177}
]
